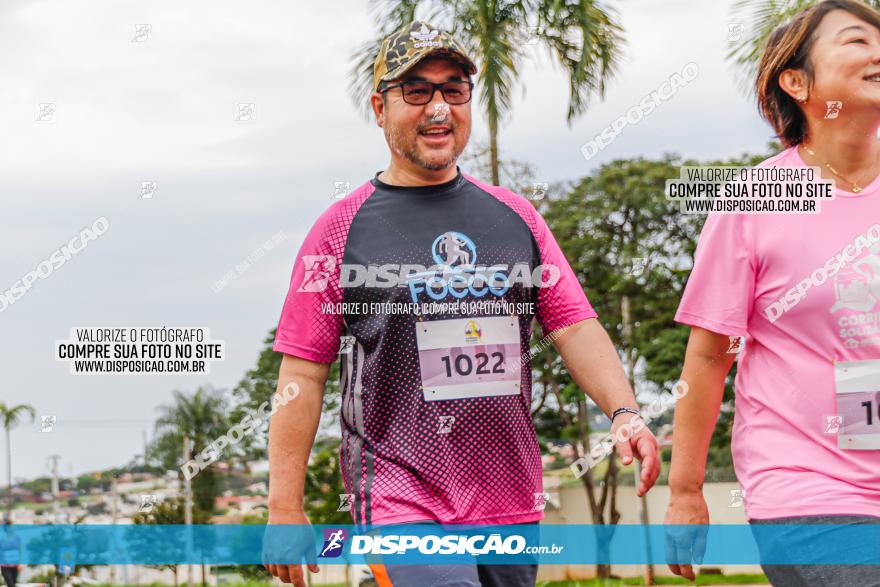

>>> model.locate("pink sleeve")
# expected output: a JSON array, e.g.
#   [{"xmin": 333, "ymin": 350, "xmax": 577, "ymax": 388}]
[
  {"xmin": 273, "ymin": 184, "xmax": 374, "ymax": 363},
  {"xmin": 675, "ymin": 213, "xmax": 756, "ymax": 336},
  {"xmin": 531, "ymin": 208, "xmax": 598, "ymax": 334},
  {"xmin": 461, "ymin": 175, "xmax": 597, "ymax": 335}
]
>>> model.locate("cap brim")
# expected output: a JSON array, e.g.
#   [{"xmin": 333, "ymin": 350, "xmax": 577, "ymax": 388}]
[{"xmin": 381, "ymin": 48, "xmax": 477, "ymax": 86}]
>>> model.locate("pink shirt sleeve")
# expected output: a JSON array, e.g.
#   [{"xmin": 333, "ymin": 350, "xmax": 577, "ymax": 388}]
[
  {"xmin": 273, "ymin": 185, "xmax": 374, "ymax": 363},
  {"xmin": 531, "ymin": 207, "xmax": 598, "ymax": 334},
  {"xmin": 273, "ymin": 208, "xmax": 345, "ymax": 363},
  {"xmin": 461, "ymin": 175, "xmax": 598, "ymax": 335},
  {"xmin": 675, "ymin": 213, "xmax": 757, "ymax": 336}
]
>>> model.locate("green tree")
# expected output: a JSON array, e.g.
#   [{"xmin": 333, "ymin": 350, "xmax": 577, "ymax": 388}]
[
  {"xmin": 232, "ymin": 514, "xmax": 273, "ymax": 582},
  {"xmin": 460, "ymin": 140, "xmax": 538, "ymax": 195},
  {"xmin": 302, "ymin": 437, "xmax": 352, "ymax": 525},
  {"xmin": 132, "ymin": 497, "xmax": 212, "ymax": 587},
  {"xmin": 232, "ymin": 332, "xmax": 351, "ymax": 520},
  {"xmin": 535, "ymin": 155, "xmax": 699, "ymax": 578},
  {"xmin": 0, "ymin": 402, "xmax": 36, "ymax": 516},
  {"xmin": 349, "ymin": 0, "xmax": 625, "ymax": 184},
  {"xmin": 149, "ymin": 387, "xmax": 230, "ymax": 514},
  {"xmin": 231, "ymin": 328, "xmax": 342, "ymax": 461}
]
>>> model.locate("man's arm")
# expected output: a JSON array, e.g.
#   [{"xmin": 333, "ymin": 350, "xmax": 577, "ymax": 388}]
[
  {"xmin": 268, "ymin": 353, "xmax": 330, "ymax": 511},
  {"xmin": 551, "ymin": 318, "xmax": 660, "ymax": 496},
  {"xmin": 552, "ymin": 318, "xmax": 640, "ymax": 416},
  {"xmin": 265, "ymin": 353, "xmax": 330, "ymax": 586}
]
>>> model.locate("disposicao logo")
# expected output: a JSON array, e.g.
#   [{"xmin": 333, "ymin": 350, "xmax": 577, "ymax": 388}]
[
  {"xmin": 319, "ymin": 528, "xmax": 347, "ymax": 558},
  {"xmin": 350, "ymin": 533, "xmax": 528, "ymax": 555}
]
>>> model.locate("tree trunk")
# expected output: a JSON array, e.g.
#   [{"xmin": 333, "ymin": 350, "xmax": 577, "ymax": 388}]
[
  {"xmin": 6, "ymin": 427, "xmax": 12, "ymax": 517},
  {"xmin": 489, "ymin": 113, "xmax": 499, "ymax": 185},
  {"xmin": 622, "ymin": 295, "xmax": 654, "ymax": 584},
  {"xmin": 554, "ymin": 360, "xmax": 623, "ymax": 580}
]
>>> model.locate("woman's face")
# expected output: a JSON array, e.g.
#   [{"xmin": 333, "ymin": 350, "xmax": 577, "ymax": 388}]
[{"xmin": 806, "ymin": 9, "xmax": 880, "ymax": 113}]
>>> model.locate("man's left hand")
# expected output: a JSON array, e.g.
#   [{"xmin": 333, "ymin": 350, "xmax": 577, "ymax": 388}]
[{"xmin": 611, "ymin": 412, "xmax": 660, "ymax": 497}]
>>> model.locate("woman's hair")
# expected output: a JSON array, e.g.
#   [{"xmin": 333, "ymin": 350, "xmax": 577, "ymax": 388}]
[{"xmin": 756, "ymin": 0, "xmax": 880, "ymax": 147}]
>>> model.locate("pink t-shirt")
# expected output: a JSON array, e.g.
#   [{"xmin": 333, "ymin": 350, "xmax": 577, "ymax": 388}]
[{"xmin": 676, "ymin": 146, "xmax": 880, "ymax": 519}]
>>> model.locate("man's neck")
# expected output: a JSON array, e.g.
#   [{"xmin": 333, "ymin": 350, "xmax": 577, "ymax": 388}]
[{"xmin": 378, "ymin": 159, "xmax": 458, "ymax": 187}]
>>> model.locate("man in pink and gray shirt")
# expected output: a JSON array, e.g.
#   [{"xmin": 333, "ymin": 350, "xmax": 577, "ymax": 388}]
[{"xmin": 264, "ymin": 20, "xmax": 659, "ymax": 587}]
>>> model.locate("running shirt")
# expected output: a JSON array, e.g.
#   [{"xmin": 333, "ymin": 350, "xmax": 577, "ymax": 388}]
[
  {"xmin": 274, "ymin": 170, "xmax": 596, "ymax": 526},
  {"xmin": 676, "ymin": 146, "xmax": 880, "ymax": 519}
]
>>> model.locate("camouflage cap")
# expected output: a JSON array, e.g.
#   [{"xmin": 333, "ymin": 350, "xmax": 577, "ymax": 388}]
[{"xmin": 373, "ymin": 21, "xmax": 477, "ymax": 91}]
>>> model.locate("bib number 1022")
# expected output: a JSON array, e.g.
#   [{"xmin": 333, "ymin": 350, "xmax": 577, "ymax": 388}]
[
  {"xmin": 862, "ymin": 398, "xmax": 879, "ymax": 425},
  {"xmin": 441, "ymin": 352, "xmax": 505, "ymax": 377}
]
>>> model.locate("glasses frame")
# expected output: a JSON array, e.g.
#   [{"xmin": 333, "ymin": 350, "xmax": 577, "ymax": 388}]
[{"xmin": 378, "ymin": 80, "xmax": 475, "ymax": 105}]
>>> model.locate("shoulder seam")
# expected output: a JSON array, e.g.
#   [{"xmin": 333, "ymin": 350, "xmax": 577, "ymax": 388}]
[{"xmin": 462, "ymin": 173, "xmax": 546, "ymax": 255}]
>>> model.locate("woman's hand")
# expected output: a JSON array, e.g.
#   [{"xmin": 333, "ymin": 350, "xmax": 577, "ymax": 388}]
[{"xmin": 664, "ymin": 489, "xmax": 710, "ymax": 580}]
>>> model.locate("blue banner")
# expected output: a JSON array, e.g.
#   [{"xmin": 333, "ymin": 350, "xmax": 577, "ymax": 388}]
[{"xmin": 1, "ymin": 523, "xmax": 878, "ymax": 565}]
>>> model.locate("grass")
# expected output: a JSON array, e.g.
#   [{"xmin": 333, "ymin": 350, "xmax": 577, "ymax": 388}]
[
  {"xmin": 537, "ymin": 575, "xmax": 769, "ymax": 586},
  {"xmin": 78, "ymin": 584, "xmax": 350, "ymax": 587},
  {"xmin": 34, "ymin": 578, "xmax": 768, "ymax": 587},
  {"xmin": 44, "ymin": 573, "xmax": 769, "ymax": 587}
]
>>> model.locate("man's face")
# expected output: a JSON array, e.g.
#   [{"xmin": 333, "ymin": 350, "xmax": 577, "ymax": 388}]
[{"xmin": 373, "ymin": 58, "xmax": 472, "ymax": 171}]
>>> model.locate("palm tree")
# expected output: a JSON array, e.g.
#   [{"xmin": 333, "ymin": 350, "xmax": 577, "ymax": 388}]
[
  {"xmin": 350, "ymin": 0, "xmax": 625, "ymax": 184},
  {"xmin": 151, "ymin": 387, "xmax": 230, "ymax": 514},
  {"xmin": 728, "ymin": 0, "xmax": 880, "ymax": 92},
  {"xmin": 0, "ymin": 402, "xmax": 36, "ymax": 516}
]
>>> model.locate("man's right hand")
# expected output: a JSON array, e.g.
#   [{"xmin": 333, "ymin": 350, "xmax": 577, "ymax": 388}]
[
  {"xmin": 263, "ymin": 508, "xmax": 319, "ymax": 586},
  {"xmin": 664, "ymin": 490, "xmax": 710, "ymax": 581}
]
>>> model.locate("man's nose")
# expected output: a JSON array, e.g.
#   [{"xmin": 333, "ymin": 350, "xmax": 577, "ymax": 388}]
[
  {"xmin": 424, "ymin": 88, "xmax": 449, "ymax": 111},
  {"xmin": 425, "ymin": 95, "xmax": 450, "ymax": 122}
]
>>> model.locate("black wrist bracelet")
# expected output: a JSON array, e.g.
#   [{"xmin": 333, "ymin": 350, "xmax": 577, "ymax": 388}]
[{"xmin": 611, "ymin": 407, "xmax": 642, "ymax": 422}]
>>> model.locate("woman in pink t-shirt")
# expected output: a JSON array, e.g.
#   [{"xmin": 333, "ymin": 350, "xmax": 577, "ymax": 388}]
[{"xmin": 665, "ymin": 1, "xmax": 880, "ymax": 585}]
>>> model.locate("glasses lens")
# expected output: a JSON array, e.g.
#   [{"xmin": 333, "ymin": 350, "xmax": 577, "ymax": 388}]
[
  {"xmin": 441, "ymin": 81, "xmax": 471, "ymax": 105},
  {"xmin": 400, "ymin": 81, "xmax": 472, "ymax": 105},
  {"xmin": 402, "ymin": 82, "xmax": 435, "ymax": 105}
]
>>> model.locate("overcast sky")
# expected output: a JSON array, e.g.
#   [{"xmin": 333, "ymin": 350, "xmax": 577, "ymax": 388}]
[{"xmin": 0, "ymin": 0, "xmax": 774, "ymax": 482}]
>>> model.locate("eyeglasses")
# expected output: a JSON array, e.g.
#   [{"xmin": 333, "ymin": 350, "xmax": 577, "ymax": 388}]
[{"xmin": 379, "ymin": 80, "xmax": 474, "ymax": 105}]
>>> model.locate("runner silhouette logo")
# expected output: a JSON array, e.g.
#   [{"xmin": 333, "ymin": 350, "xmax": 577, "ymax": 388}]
[
  {"xmin": 319, "ymin": 528, "xmax": 347, "ymax": 558},
  {"xmin": 432, "ymin": 231, "xmax": 476, "ymax": 268}
]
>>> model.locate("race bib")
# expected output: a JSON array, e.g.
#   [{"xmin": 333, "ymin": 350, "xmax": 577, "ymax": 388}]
[
  {"xmin": 833, "ymin": 359, "xmax": 880, "ymax": 450},
  {"xmin": 415, "ymin": 316, "xmax": 521, "ymax": 401}
]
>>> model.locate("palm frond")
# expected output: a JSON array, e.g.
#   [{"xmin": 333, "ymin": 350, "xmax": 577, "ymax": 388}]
[
  {"xmin": 0, "ymin": 403, "xmax": 37, "ymax": 429},
  {"xmin": 727, "ymin": 0, "xmax": 811, "ymax": 95},
  {"xmin": 348, "ymin": 0, "xmax": 447, "ymax": 119},
  {"xmin": 535, "ymin": 0, "xmax": 625, "ymax": 122},
  {"xmin": 456, "ymin": 0, "xmax": 527, "ymax": 127}
]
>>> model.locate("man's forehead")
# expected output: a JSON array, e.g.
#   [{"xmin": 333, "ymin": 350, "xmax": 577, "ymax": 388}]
[{"xmin": 402, "ymin": 58, "xmax": 468, "ymax": 80}]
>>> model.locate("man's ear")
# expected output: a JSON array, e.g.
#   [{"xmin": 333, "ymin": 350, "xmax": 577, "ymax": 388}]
[{"xmin": 370, "ymin": 92, "xmax": 385, "ymax": 128}]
